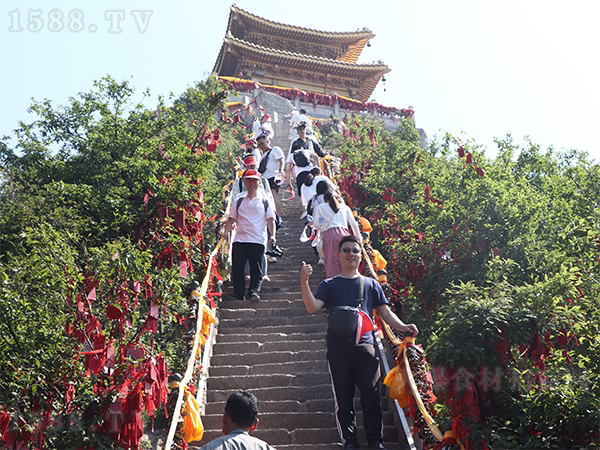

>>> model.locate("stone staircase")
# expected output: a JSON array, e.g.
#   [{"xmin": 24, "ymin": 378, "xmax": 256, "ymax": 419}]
[{"xmin": 191, "ymin": 192, "xmax": 409, "ymax": 449}]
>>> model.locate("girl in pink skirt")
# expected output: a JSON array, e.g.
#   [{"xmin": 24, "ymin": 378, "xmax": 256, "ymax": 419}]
[{"xmin": 312, "ymin": 190, "xmax": 362, "ymax": 278}]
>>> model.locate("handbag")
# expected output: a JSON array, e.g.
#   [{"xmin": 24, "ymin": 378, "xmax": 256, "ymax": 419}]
[
  {"xmin": 327, "ymin": 276, "xmax": 373, "ymax": 342},
  {"xmin": 258, "ymin": 149, "xmax": 271, "ymax": 174}
]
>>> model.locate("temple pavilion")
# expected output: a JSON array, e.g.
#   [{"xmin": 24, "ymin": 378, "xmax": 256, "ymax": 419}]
[{"xmin": 213, "ymin": 4, "xmax": 390, "ymax": 103}]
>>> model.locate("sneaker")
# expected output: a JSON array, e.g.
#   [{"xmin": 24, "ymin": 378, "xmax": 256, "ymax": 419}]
[
  {"xmin": 318, "ymin": 257, "xmax": 325, "ymax": 265},
  {"xmin": 299, "ymin": 211, "xmax": 307, "ymax": 219},
  {"xmin": 343, "ymin": 440, "xmax": 360, "ymax": 450},
  {"xmin": 262, "ymin": 275, "xmax": 270, "ymax": 282},
  {"xmin": 267, "ymin": 256, "xmax": 277, "ymax": 263},
  {"xmin": 368, "ymin": 441, "xmax": 386, "ymax": 449},
  {"xmin": 249, "ymin": 292, "xmax": 260, "ymax": 302}
]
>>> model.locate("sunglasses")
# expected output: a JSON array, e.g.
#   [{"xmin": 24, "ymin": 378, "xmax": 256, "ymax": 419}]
[{"xmin": 341, "ymin": 248, "xmax": 361, "ymax": 254}]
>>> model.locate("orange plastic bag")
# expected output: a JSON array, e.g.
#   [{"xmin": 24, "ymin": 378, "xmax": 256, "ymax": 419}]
[
  {"xmin": 372, "ymin": 249, "xmax": 387, "ymax": 272},
  {"xmin": 182, "ymin": 391, "xmax": 204, "ymax": 443},
  {"xmin": 383, "ymin": 364, "xmax": 411, "ymax": 408}
]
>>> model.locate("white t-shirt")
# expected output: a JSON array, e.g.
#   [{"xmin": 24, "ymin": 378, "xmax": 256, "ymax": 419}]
[
  {"xmin": 313, "ymin": 202, "xmax": 361, "ymax": 238},
  {"xmin": 198, "ymin": 429, "xmax": 275, "ymax": 450},
  {"xmin": 230, "ymin": 195, "xmax": 276, "ymax": 245},
  {"xmin": 259, "ymin": 146, "xmax": 285, "ymax": 179},
  {"xmin": 286, "ymin": 149, "xmax": 316, "ymax": 178},
  {"xmin": 252, "ymin": 120, "xmax": 274, "ymax": 139},
  {"xmin": 300, "ymin": 175, "xmax": 332, "ymax": 206},
  {"xmin": 288, "ymin": 113, "xmax": 313, "ymax": 139}
]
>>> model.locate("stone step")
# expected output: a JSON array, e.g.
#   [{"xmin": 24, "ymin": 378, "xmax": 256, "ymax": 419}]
[
  {"xmin": 203, "ymin": 396, "xmax": 392, "ymax": 414},
  {"xmin": 209, "ymin": 359, "xmax": 329, "ymax": 377},
  {"xmin": 212, "ymin": 338, "xmax": 325, "ymax": 355},
  {"xmin": 207, "ymin": 372, "xmax": 331, "ymax": 391},
  {"xmin": 194, "ymin": 193, "xmax": 410, "ymax": 450},
  {"xmin": 216, "ymin": 322, "xmax": 326, "ymax": 336},
  {"xmin": 217, "ymin": 307, "xmax": 310, "ymax": 320},
  {"xmin": 207, "ymin": 384, "xmax": 333, "ymax": 403},
  {"xmin": 216, "ymin": 331, "xmax": 323, "ymax": 344},
  {"xmin": 210, "ymin": 349, "xmax": 324, "ymax": 366},
  {"xmin": 276, "ymin": 443, "xmax": 406, "ymax": 450},
  {"xmin": 201, "ymin": 410, "xmax": 396, "ymax": 431},
  {"xmin": 217, "ymin": 299, "xmax": 305, "ymax": 310},
  {"xmin": 220, "ymin": 290, "xmax": 304, "ymax": 300},
  {"xmin": 192, "ymin": 425, "xmax": 401, "ymax": 447},
  {"xmin": 217, "ymin": 313, "xmax": 326, "ymax": 329}
]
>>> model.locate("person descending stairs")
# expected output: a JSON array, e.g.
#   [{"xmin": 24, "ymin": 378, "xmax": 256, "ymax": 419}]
[{"xmin": 190, "ymin": 189, "xmax": 408, "ymax": 449}]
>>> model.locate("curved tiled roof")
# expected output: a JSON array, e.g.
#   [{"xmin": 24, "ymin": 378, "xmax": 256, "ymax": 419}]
[
  {"xmin": 223, "ymin": 35, "xmax": 389, "ymax": 73},
  {"xmin": 214, "ymin": 36, "xmax": 389, "ymax": 102},
  {"xmin": 228, "ymin": 4, "xmax": 375, "ymax": 44},
  {"xmin": 214, "ymin": 5, "xmax": 390, "ymax": 102}
]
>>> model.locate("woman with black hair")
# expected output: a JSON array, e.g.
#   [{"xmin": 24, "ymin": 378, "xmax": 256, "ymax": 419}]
[
  {"xmin": 312, "ymin": 190, "xmax": 361, "ymax": 278},
  {"xmin": 301, "ymin": 167, "xmax": 334, "ymax": 215}
]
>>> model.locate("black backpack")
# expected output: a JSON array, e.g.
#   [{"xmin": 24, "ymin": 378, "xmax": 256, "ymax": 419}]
[
  {"xmin": 327, "ymin": 276, "xmax": 365, "ymax": 340},
  {"xmin": 258, "ymin": 149, "xmax": 271, "ymax": 174},
  {"xmin": 292, "ymin": 150, "xmax": 310, "ymax": 167}
]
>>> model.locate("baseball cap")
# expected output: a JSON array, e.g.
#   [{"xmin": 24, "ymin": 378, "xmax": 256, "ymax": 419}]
[
  {"xmin": 243, "ymin": 154, "xmax": 256, "ymax": 166},
  {"xmin": 243, "ymin": 169, "xmax": 261, "ymax": 180}
]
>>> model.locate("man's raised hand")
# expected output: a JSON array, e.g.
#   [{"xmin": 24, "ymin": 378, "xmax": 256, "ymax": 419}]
[{"xmin": 300, "ymin": 261, "xmax": 313, "ymax": 282}]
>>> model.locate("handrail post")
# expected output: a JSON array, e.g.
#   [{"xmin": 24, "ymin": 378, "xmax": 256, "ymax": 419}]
[{"xmin": 374, "ymin": 334, "xmax": 417, "ymax": 450}]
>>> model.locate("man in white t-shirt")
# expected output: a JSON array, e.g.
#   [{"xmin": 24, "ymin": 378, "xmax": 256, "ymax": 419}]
[
  {"xmin": 224, "ymin": 170, "xmax": 276, "ymax": 302},
  {"xmin": 256, "ymin": 134, "xmax": 284, "ymax": 217},
  {"xmin": 288, "ymin": 109, "xmax": 313, "ymax": 140},
  {"xmin": 286, "ymin": 122, "xmax": 326, "ymax": 196},
  {"xmin": 252, "ymin": 113, "xmax": 275, "ymax": 140},
  {"xmin": 198, "ymin": 390, "xmax": 275, "ymax": 450}
]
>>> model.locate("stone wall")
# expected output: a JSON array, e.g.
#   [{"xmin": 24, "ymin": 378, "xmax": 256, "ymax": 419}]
[{"xmin": 228, "ymin": 90, "xmax": 427, "ymax": 150}]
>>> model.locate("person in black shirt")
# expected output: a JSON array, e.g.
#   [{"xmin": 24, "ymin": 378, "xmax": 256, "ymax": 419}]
[{"xmin": 300, "ymin": 235, "xmax": 419, "ymax": 450}]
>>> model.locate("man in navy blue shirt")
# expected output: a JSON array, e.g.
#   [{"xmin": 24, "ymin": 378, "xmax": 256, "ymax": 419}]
[{"xmin": 300, "ymin": 235, "xmax": 418, "ymax": 450}]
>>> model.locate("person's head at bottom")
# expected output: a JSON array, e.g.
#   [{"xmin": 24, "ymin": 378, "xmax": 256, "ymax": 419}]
[{"xmin": 222, "ymin": 390, "xmax": 260, "ymax": 435}]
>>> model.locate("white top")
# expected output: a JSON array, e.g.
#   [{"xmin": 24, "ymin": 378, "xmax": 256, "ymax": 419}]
[
  {"xmin": 300, "ymin": 175, "xmax": 332, "ymax": 206},
  {"xmin": 199, "ymin": 429, "xmax": 276, "ymax": 450},
  {"xmin": 286, "ymin": 149, "xmax": 316, "ymax": 178},
  {"xmin": 259, "ymin": 146, "xmax": 285, "ymax": 179},
  {"xmin": 231, "ymin": 176, "xmax": 276, "ymax": 216},
  {"xmin": 252, "ymin": 120, "xmax": 275, "ymax": 139},
  {"xmin": 247, "ymin": 148, "xmax": 261, "ymax": 163},
  {"xmin": 230, "ymin": 195, "xmax": 276, "ymax": 245},
  {"xmin": 288, "ymin": 113, "xmax": 313, "ymax": 139},
  {"xmin": 313, "ymin": 202, "xmax": 361, "ymax": 238}
]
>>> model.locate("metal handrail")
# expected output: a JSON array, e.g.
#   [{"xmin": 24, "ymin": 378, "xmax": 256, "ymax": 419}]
[{"xmin": 361, "ymin": 244, "xmax": 444, "ymax": 444}]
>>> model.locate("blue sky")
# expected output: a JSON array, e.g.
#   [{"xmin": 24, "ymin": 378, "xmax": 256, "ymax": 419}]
[{"xmin": 3, "ymin": 0, "xmax": 599, "ymax": 161}]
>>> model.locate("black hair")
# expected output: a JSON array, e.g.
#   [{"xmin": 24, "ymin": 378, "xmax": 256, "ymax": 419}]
[
  {"xmin": 299, "ymin": 109, "xmax": 307, "ymax": 115},
  {"xmin": 338, "ymin": 235, "xmax": 362, "ymax": 252},
  {"xmin": 225, "ymin": 391, "xmax": 259, "ymax": 427},
  {"xmin": 256, "ymin": 134, "xmax": 268, "ymax": 143},
  {"xmin": 304, "ymin": 167, "xmax": 322, "ymax": 186},
  {"xmin": 323, "ymin": 189, "xmax": 340, "ymax": 214},
  {"xmin": 316, "ymin": 180, "xmax": 329, "ymax": 196}
]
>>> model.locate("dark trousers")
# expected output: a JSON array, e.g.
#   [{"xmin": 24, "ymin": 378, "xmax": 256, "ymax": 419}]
[
  {"xmin": 327, "ymin": 341, "xmax": 383, "ymax": 444},
  {"xmin": 296, "ymin": 171, "xmax": 310, "ymax": 196},
  {"xmin": 232, "ymin": 242, "xmax": 264, "ymax": 298}
]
